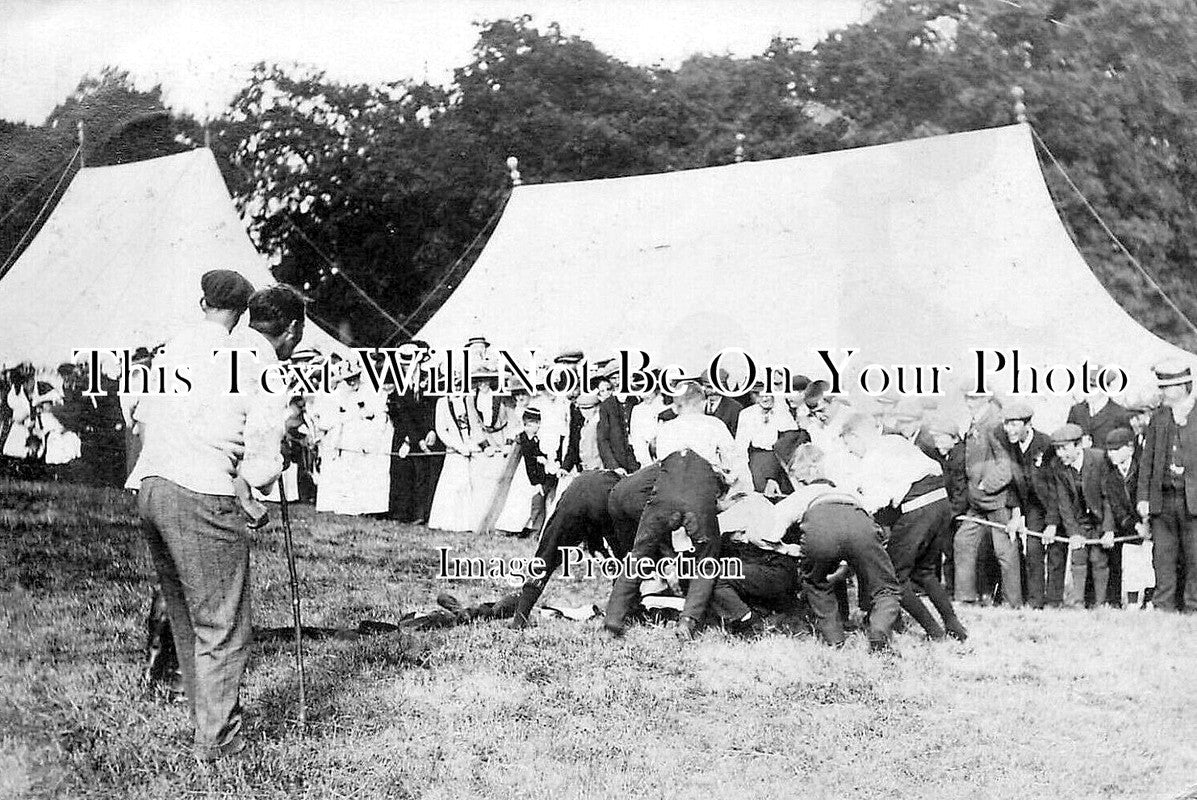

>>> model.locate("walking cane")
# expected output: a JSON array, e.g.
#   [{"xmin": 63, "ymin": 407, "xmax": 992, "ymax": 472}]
[{"xmin": 279, "ymin": 487, "xmax": 307, "ymax": 732}]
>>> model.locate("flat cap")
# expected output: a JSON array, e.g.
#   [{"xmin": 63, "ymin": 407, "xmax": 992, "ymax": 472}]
[
  {"xmin": 1002, "ymin": 401, "xmax": 1034, "ymax": 422},
  {"xmin": 1051, "ymin": 423, "xmax": 1084, "ymax": 446},
  {"xmin": 201, "ymin": 270, "xmax": 254, "ymax": 312},
  {"xmin": 554, "ymin": 348, "xmax": 585, "ymax": 365},
  {"xmin": 575, "ymin": 392, "xmax": 601, "ymax": 409},
  {"xmin": 924, "ymin": 414, "xmax": 960, "ymax": 438},
  {"xmin": 1104, "ymin": 427, "xmax": 1134, "ymax": 450}
]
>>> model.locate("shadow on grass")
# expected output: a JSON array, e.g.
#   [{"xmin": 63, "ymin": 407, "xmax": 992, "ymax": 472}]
[{"xmin": 251, "ymin": 630, "xmax": 436, "ymax": 741}]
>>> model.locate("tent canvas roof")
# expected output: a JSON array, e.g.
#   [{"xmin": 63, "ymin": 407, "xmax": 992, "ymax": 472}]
[
  {"xmin": 418, "ymin": 123, "xmax": 1189, "ymax": 391},
  {"xmin": 0, "ymin": 148, "xmax": 344, "ymax": 367}
]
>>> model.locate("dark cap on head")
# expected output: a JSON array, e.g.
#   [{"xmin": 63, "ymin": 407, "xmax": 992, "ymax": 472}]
[
  {"xmin": 1104, "ymin": 427, "xmax": 1134, "ymax": 451},
  {"xmin": 1001, "ymin": 401, "xmax": 1034, "ymax": 422},
  {"xmin": 201, "ymin": 270, "xmax": 255, "ymax": 312},
  {"xmin": 1051, "ymin": 423, "xmax": 1084, "ymax": 446}
]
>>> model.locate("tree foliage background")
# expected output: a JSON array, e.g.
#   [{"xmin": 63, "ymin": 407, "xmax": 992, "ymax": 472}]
[{"xmin": 3, "ymin": 0, "xmax": 1196, "ymax": 348}]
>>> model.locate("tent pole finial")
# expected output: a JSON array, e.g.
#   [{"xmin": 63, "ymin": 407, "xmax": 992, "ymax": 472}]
[
  {"xmin": 506, "ymin": 156, "xmax": 522, "ymax": 187},
  {"xmin": 734, "ymin": 132, "xmax": 746, "ymax": 163},
  {"xmin": 77, "ymin": 121, "xmax": 85, "ymax": 167}
]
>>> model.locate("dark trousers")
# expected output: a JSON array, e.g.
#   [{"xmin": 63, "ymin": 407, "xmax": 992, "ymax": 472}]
[
  {"xmin": 1151, "ymin": 488, "xmax": 1197, "ymax": 612},
  {"xmin": 1104, "ymin": 543, "xmax": 1123, "ymax": 607},
  {"xmin": 608, "ymin": 463, "xmax": 661, "ymax": 553},
  {"xmin": 605, "ymin": 451, "xmax": 723, "ymax": 630},
  {"xmin": 801, "ymin": 501, "xmax": 901, "ymax": 647},
  {"xmin": 1023, "ymin": 505, "xmax": 1067, "ymax": 608},
  {"xmin": 138, "ymin": 477, "xmax": 250, "ymax": 761},
  {"xmin": 1025, "ymin": 537, "xmax": 1068, "ymax": 609},
  {"xmin": 709, "ymin": 541, "xmax": 801, "ymax": 622},
  {"xmin": 887, "ymin": 500, "xmax": 962, "ymax": 639},
  {"xmin": 938, "ymin": 520, "xmax": 956, "ymax": 593},
  {"xmin": 387, "ymin": 452, "xmax": 445, "ymax": 522},
  {"xmin": 388, "ymin": 450, "xmax": 445, "ymax": 522},
  {"xmin": 747, "ymin": 448, "xmax": 793, "ymax": 494},
  {"xmin": 513, "ymin": 470, "xmax": 622, "ymax": 625},
  {"xmin": 414, "ymin": 452, "xmax": 444, "ymax": 522},
  {"xmin": 1066, "ymin": 543, "xmax": 1109, "ymax": 607}
]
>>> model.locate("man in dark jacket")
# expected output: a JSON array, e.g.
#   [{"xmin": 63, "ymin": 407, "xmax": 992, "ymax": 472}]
[
  {"xmin": 1044, "ymin": 424, "xmax": 1115, "ymax": 608},
  {"xmin": 1135, "ymin": 361, "xmax": 1197, "ymax": 612},
  {"xmin": 917, "ymin": 414, "xmax": 968, "ymax": 594},
  {"xmin": 1067, "ymin": 375, "xmax": 1133, "ymax": 453},
  {"xmin": 595, "ymin": 373, "xmax": 639, "ymax": 474},
  {"xmin": 1001, "ymin": 402, "xmax": 1062, "ymax": 608}
]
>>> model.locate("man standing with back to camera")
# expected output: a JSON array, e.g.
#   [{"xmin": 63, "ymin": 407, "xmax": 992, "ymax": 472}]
[{"xmin": 136, "ymin": 281, "xmax": 305, "ymax": 761}]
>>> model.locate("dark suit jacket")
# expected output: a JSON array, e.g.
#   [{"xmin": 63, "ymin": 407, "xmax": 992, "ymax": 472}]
[
  {"xmin": 1047, "ymin": 448, "xmax": 1111, "ymax": 538},
  {"xmin": 516, "ymin": 432, "xmax": 547, "ymax": 486},
  {"xmin": 1103, "ymin": 454, "xmax": 1138, "ymax": 534},
  {"xmin": 917, "ymin": 437, "xmax": 968, "ymax": 519},
  {"xmin": 1136, "ymin": 406, "xmax": 1197, "ymax": 515},
  {"xmin": 658, "ymin": 396, "xmax": 743, "ymax": 436},
  {"xmin": 561, "ymin": 406, "xmax": 586, "ymax": 472},
  {"xmin": 596, "ymin": 396, "xmax": 639, "ymax": 472},
  {"xmin": 1067, "ymin": 400, "xmax": 1133, "ymax": 450},
  {"xmin": 1003, "ymin": 430, "xmax": 1055, "ymax": 521},
  {"xmin": 709, "ymin": 396, "xmax": 742, "ymax": 437},
  {"xmin": 537, "ymin": 469, "xmax": 621, "ymax": 562}
]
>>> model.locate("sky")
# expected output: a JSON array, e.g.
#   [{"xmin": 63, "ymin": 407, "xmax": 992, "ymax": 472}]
[{"xmin": 0, "ymin": 0, "xmax": 875, "ymax": 125}]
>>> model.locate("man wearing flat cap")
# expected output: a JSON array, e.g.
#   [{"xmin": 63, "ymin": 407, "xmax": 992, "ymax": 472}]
[
  {"xmin": 136, "ymin": 276, "xmax": 303, "ymax": 761},
  {"xmin": 1001, "ymin": 402, "xmax": 1061, "ymax": 608},
  {"xmin": 1044, "ymin": 423, "xmax": 1115, "ymax": 607},
  {"xmin": 1136, "ymin": 360, "xmax": 1197, "ymax": 612},
  {"xmin": 921, "ymin": 414, "xmax": 968, "ymax": 594}
]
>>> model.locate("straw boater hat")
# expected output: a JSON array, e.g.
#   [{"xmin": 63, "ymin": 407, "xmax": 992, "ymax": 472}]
[{"xmin": 1154, "ymin": 359, "xmax": 1192, "ymax": 388}]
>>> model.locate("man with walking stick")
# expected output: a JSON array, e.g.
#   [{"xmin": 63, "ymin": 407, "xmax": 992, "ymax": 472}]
[{"xmin": 136, "ymin": 282, "xmax": 305, "ymax": 762}]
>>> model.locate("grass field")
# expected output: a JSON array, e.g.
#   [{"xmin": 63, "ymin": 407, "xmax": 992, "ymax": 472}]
[{"xmin": 3, "ymin": 478, "xmax": 1197, "ymax": 800}]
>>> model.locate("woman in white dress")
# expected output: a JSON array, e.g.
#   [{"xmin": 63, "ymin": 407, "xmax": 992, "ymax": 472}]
[
  {"xmin": 427, "ymin": 394, "xmax": 484, "ymax": 530},
  {"xmin": 315, "ymin": 372, "xmax": 391, "ymax": 515},
  {"xmin": 3, "ymin": 377, "xmax": 34, "ymax": 460},
  {"xmin": 37, "ymin": 382, "xmax": 81, "ymax": 472}
]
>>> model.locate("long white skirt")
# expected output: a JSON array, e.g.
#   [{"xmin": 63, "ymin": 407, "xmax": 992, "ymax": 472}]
[
  {"xmin": 3, "ymin": 422, "xmax": 31, "ymax": 458},
  {"xmin": 1123, "ymin": 542, "xmax": 1155, "ymax": 594},
  {"xmin": 428, "ymin": 451, "xmax": 507, "ymax": 532},
  {"xmin": 495, "ymin": 464, "xmax": 540, "ymax": 533}
]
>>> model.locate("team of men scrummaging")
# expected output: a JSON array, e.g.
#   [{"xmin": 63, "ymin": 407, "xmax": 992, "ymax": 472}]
[{"xmin": 443, "ymin": 349, "xmax": 1196, "ymax": 649}]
